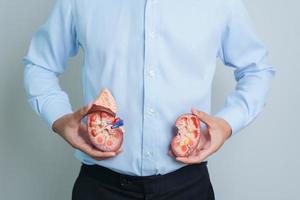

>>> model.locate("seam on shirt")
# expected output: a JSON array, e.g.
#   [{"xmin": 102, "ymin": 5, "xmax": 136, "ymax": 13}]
[
  {"xmin": 217, "ymin": 0, "xmax": 235, "ymax": 62},
  {"xmin": 70, "ymin": 0, "xmax": 80, "ymax": 55},
  {"xmin": 140, "ymin": 0, "xmax": 148, "ymax": 176}
]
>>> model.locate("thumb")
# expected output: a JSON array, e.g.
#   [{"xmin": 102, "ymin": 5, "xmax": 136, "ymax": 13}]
[
  {"xmin": 191, "ymin": 108, "xmax": 213, "ymax": 127},
  {"xmin": 196, "ymin": 147, "xmax": 215, "ymax": 163},
  {"xmin": 74, "ymin": 102, "xmax": 93, "ymax": 121}
]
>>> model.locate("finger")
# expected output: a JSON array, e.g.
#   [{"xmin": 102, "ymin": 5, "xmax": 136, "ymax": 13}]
[
  {"xmin": 176, "ymin": 156, "xmax": 200, "ymax": 164},
  {"xmin": 77, "ymin": 125, "xmax": 94, "ymax": 146},
  {"xmin": 77, "ymin": 143, "xmax": 116, "ymax": 158},
  {"xmin": 201, "ymin": 128, "xmax": 209, "ymax": 135},
  {"xmin": 176, "ymin": 149, "xmax": 211, "ymax": 164},
  {"xmin": 115, "ymin": 148, "xmax": 123, "ymax": 155},
  {"xmin": 168, "ymin": 150, "xmax": 175, "ymax": 158},
  {"xmin": 194, "ymin": 144, "xmax": 219, "ymax": 163},
  {"xmin": 190, "ymin": 143, "xmax": 202, "ymax": 157},
  {"xmin": 93, "ymin": 149, "xmax": 123, "ymax": 161},
  {"xmin": 74, "ymin": 102, "xmax": 93, "ymax": 121},
  {"xmin": 198, "ymin": 129, "xmax": 211, "ymax": 150},
  {"xmin": 78, "ymin": 123, "xmax": 88, "ymax": 135},
  {"xmin": 191, "ymin": 108, "xmax": 214, "ymax": 126},
  {"xmin": 176, "ymin": 141, "xmax": 217, "ymax": 164}
]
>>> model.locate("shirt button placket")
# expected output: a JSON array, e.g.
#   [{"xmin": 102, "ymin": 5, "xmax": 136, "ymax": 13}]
[{"xmin": 141, "ymin": 0, "xmax": 158, "ymax": 175}]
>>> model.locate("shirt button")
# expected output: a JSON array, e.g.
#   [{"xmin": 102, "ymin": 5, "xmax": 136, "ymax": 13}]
[
  {"xmin": 150, "ymin": 31, "xmax": 156, "ymax": 38},
  {"xmin": 148, "ymin": 69, "xmax": 155, "ymax": 77},
  {"xmin": 146, "ymin": 151, "xmax": 152, "ymax": 157},
  {"xmin": 148, "ymin": 108, "xmax": 155, "ymax": 116}
]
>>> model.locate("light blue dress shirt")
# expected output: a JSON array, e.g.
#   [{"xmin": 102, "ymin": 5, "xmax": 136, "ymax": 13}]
[{"xmin": 23, "ymin": 0, "xmax": 275, "ymax": 176}]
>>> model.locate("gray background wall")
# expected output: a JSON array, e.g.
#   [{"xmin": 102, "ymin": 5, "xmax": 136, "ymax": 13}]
[{"xmin": 0, "ymin": 0, "xmax": 299, "ymax": 199}]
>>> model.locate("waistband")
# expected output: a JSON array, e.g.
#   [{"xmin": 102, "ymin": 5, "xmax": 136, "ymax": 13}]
[{"xmin": 78, "ymin": 161, "xmax": 208, "ymax": 194}]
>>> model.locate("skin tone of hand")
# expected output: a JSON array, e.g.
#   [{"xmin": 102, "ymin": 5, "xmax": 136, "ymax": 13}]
[
  {"xmin": 52, "ymin": 103, "xmax": 123, "ymax": 161},
  {"xmin": 169, "ymin": 108, "xmax": 232, "ymax": 164}
]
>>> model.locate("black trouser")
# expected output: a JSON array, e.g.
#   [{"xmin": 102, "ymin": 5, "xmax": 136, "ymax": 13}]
[{"xmin": 72, "ymin": 162, "xmax": 215, "ymax": 200}]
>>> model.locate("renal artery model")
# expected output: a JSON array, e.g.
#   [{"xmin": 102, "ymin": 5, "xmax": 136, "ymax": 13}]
[
  {"xmin": 171, "ymin": 114, "xmax": 201, "ymax": 157},
  {"xmin": 86, "ymin": 88, "xmax": 124, "ymax": 152}
]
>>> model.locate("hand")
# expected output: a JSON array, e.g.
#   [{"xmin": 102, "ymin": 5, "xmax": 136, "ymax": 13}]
[
  {"xmin": 52, "ymin": 103, "xmax": 122, "ymax": 160},
  {"xmin": 171, "ymin": 108, "xmax": 232, "ymax": 164}
]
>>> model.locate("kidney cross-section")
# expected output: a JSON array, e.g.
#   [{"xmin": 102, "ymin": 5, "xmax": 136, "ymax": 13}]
[{"xmin": 87, "ymin": 111, "xmax": 124, "ymax": 152}]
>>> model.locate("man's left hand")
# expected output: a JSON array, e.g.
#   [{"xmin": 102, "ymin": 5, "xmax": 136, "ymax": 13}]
[{"xmin": 172, "ymin": 108, "xmax": 232, "ymax": 164}]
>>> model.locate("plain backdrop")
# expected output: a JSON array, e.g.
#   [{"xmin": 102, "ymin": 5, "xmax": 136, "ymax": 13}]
[{"xmin": 0, "ymin": 0, "xmax": 299, "ymax": 199}]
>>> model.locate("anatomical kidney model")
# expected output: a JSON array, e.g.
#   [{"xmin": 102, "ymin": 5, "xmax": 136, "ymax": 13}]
[
  {"xmin": 86, "ymin": 88, "xmax": 125, "ymax": 152},
  {"xmin": 171, "ymin": 114, "xmax": 201, "ymax": 157}
]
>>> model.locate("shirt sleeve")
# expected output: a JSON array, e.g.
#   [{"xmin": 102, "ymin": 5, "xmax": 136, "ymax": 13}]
[
  {"xmin": 214, "ymin": 0, "xmax": 276, "ymax": 135},
  {"xmin": 22, "ymin": 0, "xmax": 79, "ymax": 129}
]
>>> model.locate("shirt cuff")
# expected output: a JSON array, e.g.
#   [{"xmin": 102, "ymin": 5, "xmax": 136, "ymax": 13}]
[
  {"xmin": 40, "ymin": 98, "xmax": 73, "ymax": 130},
  {"xmin": 214, "ymin": 105, "xmax": 246, "ymax": 136}
]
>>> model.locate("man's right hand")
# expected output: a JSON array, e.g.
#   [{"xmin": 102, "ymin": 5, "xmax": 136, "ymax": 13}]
[{"xmin": 52, "ymin": 103, "xmax": 122, "ymax": 160}]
